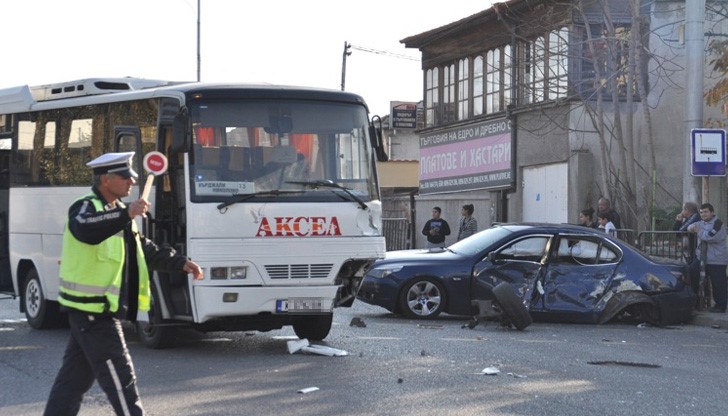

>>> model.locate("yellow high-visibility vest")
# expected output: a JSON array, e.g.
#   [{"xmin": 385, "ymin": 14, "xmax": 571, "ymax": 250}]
[{"xmin": 58, "ymin": 193, "xmax": 150, "ymax": 314}]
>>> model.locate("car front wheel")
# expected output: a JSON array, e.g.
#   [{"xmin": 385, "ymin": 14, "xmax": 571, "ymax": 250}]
[
  {"xmin": 492, "ymin": 282, "xmax": 532, "ymax": 330},
  {"xmin": 399, "ymin": 277, "xmax": 446, "ymax": 319}
]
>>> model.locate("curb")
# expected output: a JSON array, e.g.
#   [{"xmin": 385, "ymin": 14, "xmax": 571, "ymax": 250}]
[{"xmin": 691, "ymin": 311, "xmax": 728, "ymax": 328}]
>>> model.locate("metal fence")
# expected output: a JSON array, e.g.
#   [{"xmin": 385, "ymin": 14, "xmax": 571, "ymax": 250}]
[
  {"xmin": 382, "ymin": 218, "xmax": 411, "ymax": 251},
  {"xmin": 612, "ymin": 228, "xmax": 636, "ymax": 245},
  {"xmin": 636, "ymin": 230, "xmax": 697, "ymax": 263}
]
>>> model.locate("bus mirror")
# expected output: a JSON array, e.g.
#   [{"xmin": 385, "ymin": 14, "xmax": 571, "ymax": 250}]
[
  {"xmin": 264, "ymin": 115, "xmax": 293, "ymax": 135},
  {"xmin": 170, "ymin": 110, "xmax": 188, "ymax": 153},
  {"xmin": 369, "ymin": 115, "xmax": 388, "ymax": 162}
]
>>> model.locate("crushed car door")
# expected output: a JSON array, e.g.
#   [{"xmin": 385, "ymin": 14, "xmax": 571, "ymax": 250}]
[
  {"xmin": 472, "ymin": 234, "xmax": 552, "ymax": 305},
  {"xmin": 532, "ymin": 235, "xmax": 620, "ymax": 322}
]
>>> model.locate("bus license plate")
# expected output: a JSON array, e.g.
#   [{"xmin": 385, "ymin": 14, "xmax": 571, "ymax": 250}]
[{"xmin": 276, "ymin": 298, "xmax": 326, "ymax": 313}]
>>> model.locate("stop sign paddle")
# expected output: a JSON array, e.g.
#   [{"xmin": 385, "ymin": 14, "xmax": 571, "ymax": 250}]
[{"xmin": 141, "ymin": 151, "xmax": 168, "ymax": 200}]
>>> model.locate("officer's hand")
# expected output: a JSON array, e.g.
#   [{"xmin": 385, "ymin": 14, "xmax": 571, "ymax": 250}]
[
  {"xmin": 183, "ymin": 260, "xmax": 204, "ymax": 280},
  {"xmin": 127, "ymin": 199, "xmax": 150, "ymax": 219}
]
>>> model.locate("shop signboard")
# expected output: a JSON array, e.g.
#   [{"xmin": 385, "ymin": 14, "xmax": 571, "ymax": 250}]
[{"xmin": 419, "ymin": 118, "xmax": 512, "ymax": 194}]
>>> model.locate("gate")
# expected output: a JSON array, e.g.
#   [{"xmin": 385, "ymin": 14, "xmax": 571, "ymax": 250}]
[{"xmin": 382, "ymin": 218, "xmax": 410, "ymax": 251}]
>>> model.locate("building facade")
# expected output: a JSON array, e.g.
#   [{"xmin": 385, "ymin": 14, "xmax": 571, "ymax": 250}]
[{"xmin": 396, "ymin": 0, "xmax": 728, "ymax": 248}]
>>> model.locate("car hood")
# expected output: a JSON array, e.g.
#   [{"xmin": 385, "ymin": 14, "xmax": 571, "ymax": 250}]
[{"xmin": 378, "ymin": 248, "xmax": 463, "ymax": 264}]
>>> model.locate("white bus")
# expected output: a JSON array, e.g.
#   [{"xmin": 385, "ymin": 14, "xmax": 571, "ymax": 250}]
[{"xmin": 0, "ymin": 78, "xmax": 387, "ymax": 348}]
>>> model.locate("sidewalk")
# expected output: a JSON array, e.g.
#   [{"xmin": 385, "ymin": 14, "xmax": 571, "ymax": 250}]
[{"xmin": 691, "ymin": 309, "xmax": 728, "ymax": 328}]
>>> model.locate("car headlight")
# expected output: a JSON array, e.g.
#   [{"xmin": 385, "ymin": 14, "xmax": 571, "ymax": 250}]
[{"xmin": 367, "ymin": 265, "xmax": 403, "ymax": 279}]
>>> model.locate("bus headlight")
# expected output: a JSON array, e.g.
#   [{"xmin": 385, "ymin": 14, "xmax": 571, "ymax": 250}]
[
  {"xmin": 230, "ymin": 267, "xmax": 247, "ymax": 279},
  {"xmin": 210, "ymin": 267, "xmax": 248, "ymax": 280}
]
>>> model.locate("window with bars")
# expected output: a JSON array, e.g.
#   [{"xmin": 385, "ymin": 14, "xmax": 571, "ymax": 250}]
[
  {"xmin": 579, "ymin": 24, "xmax": 638, "ymax": 100},
  {"xmin": 425, "ymin": 67, "xmax": 439, "ymax": 127},
  {"xmin": 457, "ymin": 58, "xmax": 470, "ymax": 120},
  {"xmin": 443, "ymin": 64, "xmax": 456, "ymax": 123},
  {"xmin": 486, "ymin": 49, "xmax": 502, "ymax": 113},
  {"xmin": 473, "ymin": 56, "xmax": 484, "ymax": 116},
  {"xmin": 520, "ymin": 27, "xmax": 569, "ymax": 105}
]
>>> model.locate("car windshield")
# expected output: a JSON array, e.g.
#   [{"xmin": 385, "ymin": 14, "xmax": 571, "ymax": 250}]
[{"xmin": 448, "ymin": 225, "xmax": 519, "ymax": 256}]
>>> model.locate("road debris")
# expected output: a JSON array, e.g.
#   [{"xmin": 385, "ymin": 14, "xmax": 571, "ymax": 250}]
[
  {"xmin": 506, "ymin": 372, "xmax": 527, "ymax": 378},
  {"xmin": 287, "ymin": 338, "xmax": 349, "ymax": 356},
  {"xmin": 480, "ymin": 367, "xmax": 500, "ymax": 375},
  {"xmin": 417, "ymin": 323, "xmax": 443, "ymax": 329},
  {"xmin": 297, "ymin": 387, "xmax": 319, "ymax": 394},
  {"xmin": 350, "ymin": 317, "xmax": 367, "ymax": 327},
  {"xmin": 587, "ymin": 360, "xmax": 660, "ymax": 368}
]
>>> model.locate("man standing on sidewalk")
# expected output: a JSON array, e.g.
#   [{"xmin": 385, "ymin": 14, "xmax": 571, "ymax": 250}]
[
  {"xmin": 688, "ymin": 203, "xmax": 728, "ymax": 313},
  {"xmin": 422, "ymin": 206, "xmax": 451, "ymax": 248}
]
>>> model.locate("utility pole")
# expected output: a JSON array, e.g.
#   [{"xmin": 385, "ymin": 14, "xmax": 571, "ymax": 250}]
[
  {"xmin": 341, "ymin": 41, "xmax": 351, "ymax": 91},
  {"xmin": 685, "ymin": 0, "xmax": 705, "ymax": 203},
  {"xmin": 197, "ymin": 0, "xmax": 201, "ymax": 82}
]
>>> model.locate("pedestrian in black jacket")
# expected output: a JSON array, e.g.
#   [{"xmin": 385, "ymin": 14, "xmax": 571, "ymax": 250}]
[{"xmin": 422, "ymin": 206, "xmax": 451, "ymax": 248}]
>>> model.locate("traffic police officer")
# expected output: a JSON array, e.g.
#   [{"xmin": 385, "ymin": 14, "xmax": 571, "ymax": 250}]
[{"xmin": 44, "ymin": 152, "xmax": 202, "ymax": 416}]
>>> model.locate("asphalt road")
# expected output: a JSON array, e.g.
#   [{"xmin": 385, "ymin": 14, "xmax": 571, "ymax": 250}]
[{"xmin": 1, "ymin": 296, "xmax": 728, "ymax": 416}]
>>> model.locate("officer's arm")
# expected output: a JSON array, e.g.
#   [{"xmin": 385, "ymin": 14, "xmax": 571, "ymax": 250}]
[{"xmin": 67, "ymin": 199, "xmax": 130, "ymax": 245}]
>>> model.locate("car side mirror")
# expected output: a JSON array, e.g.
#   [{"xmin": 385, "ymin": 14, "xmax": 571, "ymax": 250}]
[{"xmin": 487, "ymin": 251, "xmax": 498, "ymax": 262}]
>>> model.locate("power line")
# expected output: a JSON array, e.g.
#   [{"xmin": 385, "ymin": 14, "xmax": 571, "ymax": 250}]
[{"xmin": 349, "ymin": 45, "xmax": 420, "ymax": 61}]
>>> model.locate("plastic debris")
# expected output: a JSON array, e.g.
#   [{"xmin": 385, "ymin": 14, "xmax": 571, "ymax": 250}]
[
  {"xmin": 480, "ymin": 367, "xmax": 500, "ymax": 375},
  {"xmin": 417, "ymin": 323, "xmax": 443, "ymax": 329},
  {"xmin": 507, "ymin": 372, "xmax": 527, "ymax": 378},
  {"xmin": 287, "ymin": 338, "xmax": 310, "ymax": 354},
  {"xmin": 301, "ymin": 344, "xmax": 349, "ymax": 357},
  {"xmin": 298, "ymin": 387, "xmax": 319, "ymax": 394}
]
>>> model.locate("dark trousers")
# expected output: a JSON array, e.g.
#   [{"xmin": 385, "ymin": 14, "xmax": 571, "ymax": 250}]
[
  {"xmin": 706, "ymin": 264, "xmax": 728, "ymax": 311},
  {"xmin": 43, "ymin": 309, "xmax": 145, "ymax": 416}
]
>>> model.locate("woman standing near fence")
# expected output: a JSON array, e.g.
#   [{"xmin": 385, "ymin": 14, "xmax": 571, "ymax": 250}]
[{"xmin": 457, "ymin": 204, "xmax": 478, "ymax": 241}]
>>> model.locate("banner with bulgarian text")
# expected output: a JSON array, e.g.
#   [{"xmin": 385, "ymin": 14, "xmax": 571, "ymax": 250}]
[{"xmin": 419, "ymin": 118, "xmax": 512, "ymax": 194}]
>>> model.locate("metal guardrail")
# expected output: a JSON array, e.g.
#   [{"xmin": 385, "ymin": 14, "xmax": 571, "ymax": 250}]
[
  {"xmin": 637, "ymin": 230, "xmax": 696, "ymax": 263},
  {"xmin": 382, "ymin": 218, "xmax": 411, "ymax": 251}
]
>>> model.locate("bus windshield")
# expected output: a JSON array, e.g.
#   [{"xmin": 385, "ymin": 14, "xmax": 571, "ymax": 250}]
[{"xmin": 189, "ymin": 100, "xmax": 377, "ymax": 203}]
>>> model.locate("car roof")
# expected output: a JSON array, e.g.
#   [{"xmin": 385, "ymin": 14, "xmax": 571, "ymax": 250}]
[{"xmin": 493, "ymin": 222, "xmax": 606, "ymax": 234}]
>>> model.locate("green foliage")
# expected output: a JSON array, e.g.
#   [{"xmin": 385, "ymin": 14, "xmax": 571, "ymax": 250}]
[
  {"xmin": 650, "ymin": 205, "xmax": 679, "ymax": 231},
  {"xmin": 706, "ymin": 39, "xmax": 728, "ymax": 110}
]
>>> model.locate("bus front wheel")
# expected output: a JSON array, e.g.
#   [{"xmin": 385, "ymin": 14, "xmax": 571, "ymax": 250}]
[
  {"xmin": 136, "ymin": 297, "xmax": 177, "ymax": 349},
  {"xmin": 23, "ymin": 269, "xmax": 63, "ymax": 329},
  {"xmin": 292, "ymin": 313, "xmax": 333, "ymax": 341}
]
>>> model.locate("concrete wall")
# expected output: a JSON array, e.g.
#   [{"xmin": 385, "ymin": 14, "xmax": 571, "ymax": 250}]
[{"xmin": 414, "ymin": 190, "xmax": 496, "ymax": 248}]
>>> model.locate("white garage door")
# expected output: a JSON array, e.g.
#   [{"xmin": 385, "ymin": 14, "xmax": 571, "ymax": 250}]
[{"xmin": 522, "ymin": 163, "xmax": 568, "ymax": 223}]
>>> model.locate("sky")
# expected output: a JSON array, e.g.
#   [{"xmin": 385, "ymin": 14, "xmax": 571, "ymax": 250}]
[{"xmin": 1, "ymin": 0, "xmax": 493, "ymax": 117}]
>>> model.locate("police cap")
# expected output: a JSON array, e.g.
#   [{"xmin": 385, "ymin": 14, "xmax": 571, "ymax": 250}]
[{"xmin": 86, "ymin": 152, "xmax": 138, "ymax": 178}]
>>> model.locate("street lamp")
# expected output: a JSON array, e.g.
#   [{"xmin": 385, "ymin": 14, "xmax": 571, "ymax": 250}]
[{"xmin": 341, "ymin": 41, "xmax": 351, "ymax": 91}]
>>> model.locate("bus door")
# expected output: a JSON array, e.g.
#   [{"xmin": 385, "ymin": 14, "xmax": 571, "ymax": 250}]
[
  {"xmin": 0, "ymin": 126, "xmax": 11, "ymax": 293},
  {"xmin": 114, "ymin": 125, "xmax": 193, "ymax": 320}
]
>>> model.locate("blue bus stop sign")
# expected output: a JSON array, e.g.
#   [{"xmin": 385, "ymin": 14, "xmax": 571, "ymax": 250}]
[{"xmin": 691, "ymin": 128, "xmax": 726, "ymax": 176}]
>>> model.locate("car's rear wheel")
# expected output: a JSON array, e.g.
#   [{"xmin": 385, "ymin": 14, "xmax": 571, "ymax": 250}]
[
  {"xmin": 399, "ymin": 277, "xmax": 446, "ymax": 319},
  {"xmin": 492, "ymin": 282, "xmax": 532, "ymax": 330}
]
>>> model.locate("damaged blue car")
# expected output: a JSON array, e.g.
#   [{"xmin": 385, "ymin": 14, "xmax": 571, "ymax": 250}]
[{"xmin": 357, "ymin": 223, "xmax": 695, "ymax": 329}]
